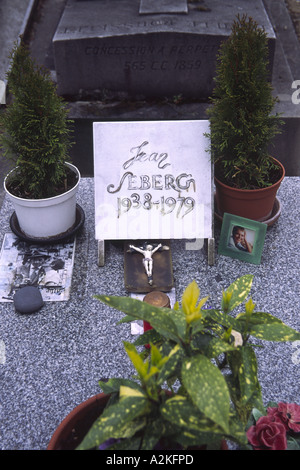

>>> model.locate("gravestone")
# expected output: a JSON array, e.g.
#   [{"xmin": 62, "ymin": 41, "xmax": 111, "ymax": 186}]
[
  {"xmin": 53, "ymin": 0, "xmax": 275, "ymax": 99},
  {"xmin": 93, "ymin": 119, "xmax": 214, "ymax": 265},
  {"xmin": 93, "ymin": 120, "xmax": 212, "ymax": 241}
]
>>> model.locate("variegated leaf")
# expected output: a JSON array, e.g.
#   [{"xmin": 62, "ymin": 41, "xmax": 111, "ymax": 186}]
[
  {"xmin": 182, "ymin": 355, "xmax": 230, "ymax": 433},
  {"xmin": 221, "ymin": 275, "xmax": 253, "ymax": 312},
  {"xmin": 77, "ymin": 395, "xmax": 148, "ymax": 450}
]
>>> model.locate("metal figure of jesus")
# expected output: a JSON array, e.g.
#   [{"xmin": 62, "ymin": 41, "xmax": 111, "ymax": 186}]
[{"xmin": 127, "ymin": 243, "xmax": 169, "ymax": 285}]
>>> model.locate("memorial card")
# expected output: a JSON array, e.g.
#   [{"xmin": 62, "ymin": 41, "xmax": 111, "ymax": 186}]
[
  {"xmin": 93, "ymin": 120, "xmax": 212, "ymax": 241},
  {"xmin": 0, "ymin": 233, "xmax": 76, "ymax": 302}
]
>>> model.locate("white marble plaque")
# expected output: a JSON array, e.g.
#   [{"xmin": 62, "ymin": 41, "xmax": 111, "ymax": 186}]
[{"xmin": 93, "ymin": 120, "xmax": 212, "ymax": 241}]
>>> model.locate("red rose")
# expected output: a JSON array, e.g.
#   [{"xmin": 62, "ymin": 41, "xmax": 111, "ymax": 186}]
[
  {"xmin": 277, "ymin": 402, "xmax": 300, "ymax": 433},
  {"xmin": 267, "ymin": 406, "xmax": 289, "ymax": 431},
  {"xmin": 247, "ymin": 415, "xmax": 287, "ymax": 450}
]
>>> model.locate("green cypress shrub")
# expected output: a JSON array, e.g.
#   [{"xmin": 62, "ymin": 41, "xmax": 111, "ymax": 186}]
[
  {"xmin": 0, "ymin": 38, "xmax": 74, "ymax": 199},
  {"xmin": 207, "ymin": 15, "xmax": 283, "ymax": 189}
]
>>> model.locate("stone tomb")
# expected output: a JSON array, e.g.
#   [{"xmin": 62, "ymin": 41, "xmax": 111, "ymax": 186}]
[{"xmin": 53, "ymin": 0, "xmax": 275, "ymax": 99}]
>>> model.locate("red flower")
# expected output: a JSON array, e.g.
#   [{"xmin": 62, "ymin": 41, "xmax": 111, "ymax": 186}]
[
  {"xmin": 247, "ymin": 415, "xmax": 287, "ymax": 450},
  {"xmin": 267, "ymin": 406, "xmax": 289, "ymax": 431},
  {"xmin": 277, "ymin": 403, "xmax": 300, "ymax": 433}
]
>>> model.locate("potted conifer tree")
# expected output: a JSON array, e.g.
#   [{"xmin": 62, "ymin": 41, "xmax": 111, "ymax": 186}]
[
  {"xmin": 207, "ymin": 15, "xmax": 285, "ymax": 222},
  {"xmin": 0, "ymin": 38, "xmax": 81, "ymax": 240}
]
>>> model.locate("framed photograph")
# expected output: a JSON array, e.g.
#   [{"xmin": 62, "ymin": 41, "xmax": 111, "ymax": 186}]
[{"xmin": 218, "ymin": 213, "xmax": 267, "ymax": 265}]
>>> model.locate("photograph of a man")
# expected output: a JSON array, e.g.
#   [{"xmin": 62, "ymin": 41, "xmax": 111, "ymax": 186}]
[{"xmin": 228, "ymin": 226, "xmax": 254, "ymax": 253}]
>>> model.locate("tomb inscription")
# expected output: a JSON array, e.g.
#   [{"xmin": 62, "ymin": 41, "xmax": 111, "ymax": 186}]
[
  {"xmin": 93, "ymin": 120, "xmax": 212, "ymax": 241},
  {"xmin": 53, "ymin": 0, "xmax": 275, "ymax": 98}
]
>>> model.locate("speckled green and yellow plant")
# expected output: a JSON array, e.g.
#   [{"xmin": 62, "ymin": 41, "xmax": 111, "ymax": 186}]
[{"xmin": 78, "ymin": 275, "xmax": 300, "ymax": 450}]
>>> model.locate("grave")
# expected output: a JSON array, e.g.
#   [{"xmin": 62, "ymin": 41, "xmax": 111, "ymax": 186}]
[
  {"xmin": 0, "ymin": 1, "xmax": 299, "ymax": 450},
  {"xmin": 53, "ymin": 0, "xmax": 275, "ymax": 100}
]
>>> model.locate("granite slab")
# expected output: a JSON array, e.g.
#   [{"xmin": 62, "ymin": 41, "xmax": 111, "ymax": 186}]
[{"xmin": 0, "ymin": 176, "xmax": 299, "ymax": 450}]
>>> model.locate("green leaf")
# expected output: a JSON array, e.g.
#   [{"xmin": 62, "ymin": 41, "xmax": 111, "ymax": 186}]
[
  {"xmin": 124, "ymin": 341, "xmax": 148, "ymax": 380},
  {"xmin": 236, "ymin": 310, "xmax": 282, "ymax": 325},
  {"xmin": 222, "ymin": 275, "xmax": 253, "ymax": 312},
  {"xmin": 107, "ymin": 436, "xmax": 142, "ymax": 450},
  {"xmin": 76, "ymin": 395, "xmax": 148, "ymax": 449},
  {"xmin": 181, "ymin": 280, "xmax": 209, "ymax": 324},
  {"xmin": 139, "ymin": 417, "xmax": 164, "ymax": 450},
  {"xmin": 133, "ymin": 329, "xmax": 162, "ymax": 347},
  {"xmin": 165, "ymin": 308, "xmax": 187, "ymax": 340},
  {"xmin": 204, "ymin": 308, "xmax": 241, "ymax": 330},
  {"xmin": 150, "ymin": 343, "xmax": 163, "ymax": 367},
  {"xmin": 245, "ymin": 298, "xmax": 256, "ymax": 315},
  {"xmin": 250, "ymin": 314, "xmax": 300, "ymax": 341},
  {"xmin": 206, "ymin": 337, "xmax": 236, "ymax": 358},
  {"xmin": 250, "ymin": 323, "xmax": 300, "ymax": 342},
  {"xmin": 157, "ymin": 344, "xmax": 183, "ymax": 385},
  {"xmin": 144, "ymin": 365, "xmax": 160, "ymax": 382},
  {"xmin": 98, "ymin": 377, "xmax": 141, "ymax": 395},
  {"xmin": 191, "ymin": 331, "xmax": 236, "ymax": 357},
  {"xmin": 181, "ymin": 355, "xmax": 230, "ymax": 433},
  {"xmin": 266, "ymin": 400, "xmax": 278, "ymax": 408},
  {"xmin": 161, "ymin": 395, "xmax": 222, "ymax": 433},
  {"xmin": 287, "ymin": 436, "xmax": 300, "ymax": 450},
  {"xmin": 96, "ymin": 295, "xmax": 180, "ymax": 342},
  {"xmin": 252, "ymin": 407, "xmax": 265, "ymax": 422},
  {"xmin": 161, "ymin": 396, "xmax": 247, "ymax": 446},
  {"xmin": 182, "ymin": 280, "xmax": 201, "ymax": 315},
  {"xmin": 117, "ymin": 314, "xmax": 136, "ymax": 324},
  {"xmin": 119, "ymin": 386, "xmax": 146, "ymax": 398},
  {"xmin": 229, "ymin": 346, "xmax": 263, "ymax": 409},
  {"xmin": 237, "ymin": 311, "xmax": 300, "ymax": 341},
  {"xmin": 226, "ymin": 412, "xmax": 248, "ymax": 446},
  {"xmin": 190, "ymin": 317, "xmax": 206, "ymax": 335}
]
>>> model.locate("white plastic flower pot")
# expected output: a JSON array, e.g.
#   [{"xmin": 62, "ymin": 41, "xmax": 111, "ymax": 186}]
[{"xmin": 4, "ymin": 162, "xmax": 80, "ymax": 239}]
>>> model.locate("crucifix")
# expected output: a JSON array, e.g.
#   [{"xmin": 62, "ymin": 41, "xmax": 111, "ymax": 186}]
[
  {"xmin": 124, "ymin": 240, "xmax": 173, "ymax": 293},
  {"xmin": 127, "ymin": 242, "xmax": 170, "ymax": 285}
]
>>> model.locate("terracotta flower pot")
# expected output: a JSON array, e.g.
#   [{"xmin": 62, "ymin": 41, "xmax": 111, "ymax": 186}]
[
  {"xmin": 47, "ymin": 392, "xmax": 228, "ymax": 450},
  {"xmin": 214, "ymin": 157, "xmax": 285, "ymax": 222},
  {"xmin": 47, "ymin": 393, "xmax": 109, "ymax": 450}
]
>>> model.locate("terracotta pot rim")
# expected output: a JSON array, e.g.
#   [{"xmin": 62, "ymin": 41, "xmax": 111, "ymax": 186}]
[
  {"xmin": 47, "ymin": 393, "xmax": 107, "ymax": 450},
  {"xmin": 47, "ymin": 392, "xmax": 228, "ymax": 450},
  {"xmin": 214, "ymin": 157, "xmax": 285, "ymax": 193}
]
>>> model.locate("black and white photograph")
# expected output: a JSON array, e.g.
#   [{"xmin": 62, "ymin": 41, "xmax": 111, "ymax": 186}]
[{"xmin": 0, "ymin": 233, "xmax": 76, "ymax": 302}]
